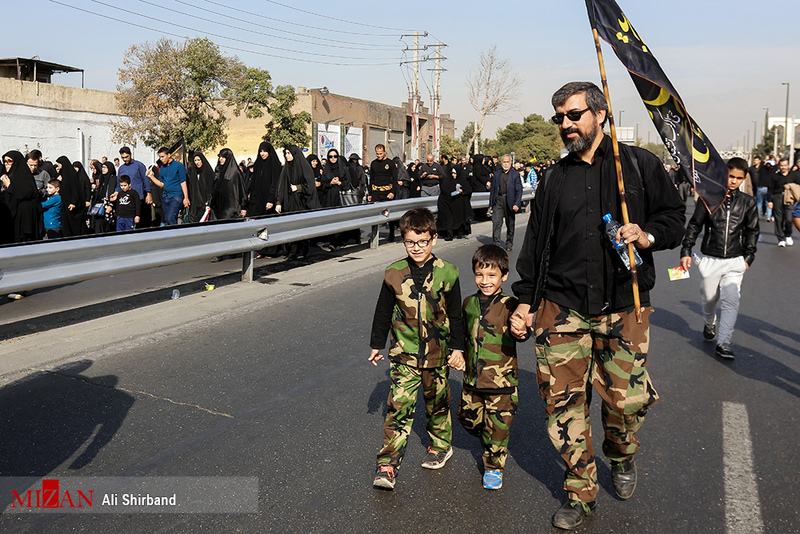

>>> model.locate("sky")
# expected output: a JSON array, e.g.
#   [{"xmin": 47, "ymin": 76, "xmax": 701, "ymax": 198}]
[{"xmin": 6, "ymin": 0, "xmax": 800, "ymax": 152}]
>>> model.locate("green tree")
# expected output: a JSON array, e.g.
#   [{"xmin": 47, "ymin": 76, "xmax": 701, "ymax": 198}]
[
  {"xmin": 225, "ymin": 70, "xmax": 311, "ymax": 148},
  {"xmin": 113, "ymin": 37, "xmax": 243, "ymax": 151},
  {"xmin": 460, "ymin": 122, "xmax": 481, "ymax": 154},
  {"xmin": 492, "ymin": 114, "xmax": 562, "ymax": 162},
  {"xmin": 440, "ymin": 135, "xmax": 466, "ymax": 158},
  {"xmin": 262, "ymin": 85, "xmax": 311, "ymax": 148},
  {"xmin": 753, "ymin": 126, "xmax": 776, "ymax": 159}
]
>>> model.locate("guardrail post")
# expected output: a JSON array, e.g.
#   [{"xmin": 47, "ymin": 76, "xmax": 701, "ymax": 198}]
[
  {"xmin": 370, "ymin": 225, "xmax": 380, "ymax": 249},
  {"xmin": 242, "ymin": 250, "xmax": 254, "ymax": 282}
]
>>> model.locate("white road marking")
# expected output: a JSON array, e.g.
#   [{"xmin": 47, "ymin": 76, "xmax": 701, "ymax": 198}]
[{"xmin": 722, "ymin": 402, "xmax": 764, "ymax": 534}]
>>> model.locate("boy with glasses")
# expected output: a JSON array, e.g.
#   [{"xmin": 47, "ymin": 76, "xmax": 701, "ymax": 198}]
[{"xmin": 368, "ymin": 207, "xmax": 466, "ymax": 490}]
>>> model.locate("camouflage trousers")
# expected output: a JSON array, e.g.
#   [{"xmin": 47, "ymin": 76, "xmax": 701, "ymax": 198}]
[
  {"xmin": 534, "ymin": 299, "xmax": 659, "ymax": 503},
  {"xmin": 377, "ymin": 363, "xmax": 451, "ymax": 469},
  {"xmin": 457, "ymin": 387, "xmax": 518, "ymax": 471}
]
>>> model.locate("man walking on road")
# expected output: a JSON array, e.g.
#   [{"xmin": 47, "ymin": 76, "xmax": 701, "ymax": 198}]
[
  {"xmin": 489, "ymin": 154, "xmax": 522, "ymax": 252},
  {"xmin": 510, "ymin": 81, "xmax": 685, "ymax": 530},
  {"xmin": 419, "ymin": 153, "xmax": 444, "ymax": 197}
]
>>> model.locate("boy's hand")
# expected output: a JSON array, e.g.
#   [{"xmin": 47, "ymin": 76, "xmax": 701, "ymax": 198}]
[
  {"xmin": 510, "ymin": 303, "xmax": 533, "ymax": 339},
  {"xmin": 368, "ymin": 349, "xmax": 384, "ymax": 366},
  {"xmin": 448, "ymin": 350, "xmax": 466, "ymax": 371},
  {"xmin": 134, "ymin": 216, "xmax": 140, "ymax": 223},
  {"xmin": 680, "ymin": 256, "xmax": 692, "ymax": 269}
]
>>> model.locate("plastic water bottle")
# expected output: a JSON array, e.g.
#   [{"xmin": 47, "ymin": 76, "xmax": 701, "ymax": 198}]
[
  {"xmin": 171, "ymin": 289, "xmax": 180, "ymax": 300},
  {"xmin": 692, "ymin": 252, "xmax": 703, "ymax": 267},
  {"xmin": 603, "ymin": 213, "xmax": 643, "ymax": 270}
]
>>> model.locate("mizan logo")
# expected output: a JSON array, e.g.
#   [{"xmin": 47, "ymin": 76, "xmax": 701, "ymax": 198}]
[{"xmin": 11, "ymin": 479, "xmax": 93, "ymax": 509}]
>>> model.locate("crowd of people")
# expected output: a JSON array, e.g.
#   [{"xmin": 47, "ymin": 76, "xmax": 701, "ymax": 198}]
[{"xmin": 3, "ymin": 136, "xmax": 795, "ymax": 264}]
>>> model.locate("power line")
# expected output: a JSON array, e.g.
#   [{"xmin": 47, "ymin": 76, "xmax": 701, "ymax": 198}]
[
  {"xmin": 169, "ymin": 0, "xmax": 397, "ymax": 48},
  {"xmin": 136, "ymin": 0, "xmax": 397, "ymax": 52},
  {"xmin": 86, "ymin": 0, "xmax": 400, "ymax": 61},
  {"xmin": 261, "ymin": 0, "xmax": 416, "ymax": 33},
  {"xmin": 48, "ymin": 0, "xmax": 402, "ymax": 67}
]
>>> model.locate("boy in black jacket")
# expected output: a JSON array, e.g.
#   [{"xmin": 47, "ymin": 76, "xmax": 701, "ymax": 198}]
[{"xmin": 680, "ymin": 157, "xmax": 759, "ymax": 359}]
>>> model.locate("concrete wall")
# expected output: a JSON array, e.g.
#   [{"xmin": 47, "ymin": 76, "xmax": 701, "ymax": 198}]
[{"xmin": 0, "ymin": 78, "xmax": 155, "ymax": 166}]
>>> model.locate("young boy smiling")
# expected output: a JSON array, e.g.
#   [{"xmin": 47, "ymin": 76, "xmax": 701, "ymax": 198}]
[
  {"xmin": 369, "ymin": 207, "xmax": 466, "ymax": 490},
  {"xmin": 458, "ymin": 244, "xmax": 525, "ymax": 489}
]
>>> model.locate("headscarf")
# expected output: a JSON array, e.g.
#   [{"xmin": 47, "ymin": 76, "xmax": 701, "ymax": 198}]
[
  {"xmin": 57, "ymin": 155, "xmax": 85, "ymax": 206},
  {"xmin": 91, "ymin": 160, "xmax": 103, "ymax": 183},
  {"xmin": 2, "ymin": 150, "xmax": 38, "ymax": 201},
  {"xmin": 278, "ymin": 145, "xmax": 320, "ymax": 211},
  {"xmin": 189, "ymin": 150, "xmax": 215, "ymax": 205},
  {"xmin": 249, "ymin": 141, "xmax": 281, "ymax": 209},
  {"xmin": 394, "ymin": 157, "xmax": 410, "ymax": 184},
  {"xmin": 73, "ymin": 161, "xmax": 92, "ymax": 192},
  {"xmin": 99, "ymin": 160, "xmax": 117, "ymax": 199},
  {"xmin": 215, "ymin": 148, "xmax": 240, "ymax": 183},
  {"xmin": 306, "ymin": 153, "xmax": 323, "ymax": 179},
  {"xmin": 322, "ymin": 148, "xmax": 350, "ymax": 184}
]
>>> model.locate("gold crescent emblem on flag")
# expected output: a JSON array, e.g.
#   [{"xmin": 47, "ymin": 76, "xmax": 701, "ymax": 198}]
[
  {"xmin": 693, "ymin": 145, "xmax": 710, "ymax": 163},
  {"xmin": 644, "ymin": 88, "xmax": 671, "ymax": 107}
]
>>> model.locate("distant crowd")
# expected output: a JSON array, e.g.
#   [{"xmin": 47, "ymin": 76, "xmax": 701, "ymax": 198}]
[{"xmin": 0, "ymin": 144, "xmax": 552, "ymax": 254}]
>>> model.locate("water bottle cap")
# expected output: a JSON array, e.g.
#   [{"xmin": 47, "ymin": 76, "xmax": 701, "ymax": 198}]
[{"xmin": 602, "ymin": 213, "xmax": 612, "ymax": 223}]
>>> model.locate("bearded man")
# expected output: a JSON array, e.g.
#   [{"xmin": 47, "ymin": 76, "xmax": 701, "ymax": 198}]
[{"xmin": 510, "ymin": 81, "xmax": 685, "ymax": 530}]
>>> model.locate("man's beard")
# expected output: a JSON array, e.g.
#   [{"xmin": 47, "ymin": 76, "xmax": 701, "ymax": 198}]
[{"xmin": 561, "ymin": 124, "xmax": 599, "ymax": 153}]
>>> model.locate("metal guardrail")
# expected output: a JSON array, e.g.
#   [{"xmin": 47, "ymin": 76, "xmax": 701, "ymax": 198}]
[{"xmin": 0, "ymin": 190, "xmax": 533, "ymax": 294}]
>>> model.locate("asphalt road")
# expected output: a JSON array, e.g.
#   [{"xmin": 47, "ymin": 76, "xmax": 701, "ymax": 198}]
[{"xmin": 0, "ymin": 214, "xmax": 797, "ymax": 533}]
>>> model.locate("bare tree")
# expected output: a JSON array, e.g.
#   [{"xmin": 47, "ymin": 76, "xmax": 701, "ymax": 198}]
[{"xmin": 466, "ymin": 45, "xmax": 521, "ymax": 154}]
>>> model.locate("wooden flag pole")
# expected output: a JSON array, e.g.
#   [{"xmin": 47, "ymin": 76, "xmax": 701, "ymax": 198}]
[{"xmin": 592, "ymin": 28, "xmax": 643, "ymax": 323}]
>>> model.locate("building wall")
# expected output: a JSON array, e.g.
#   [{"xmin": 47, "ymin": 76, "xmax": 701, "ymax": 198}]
[{"xmin": 0, "ymin": 78, "xmax": 156, "ymax": 166}]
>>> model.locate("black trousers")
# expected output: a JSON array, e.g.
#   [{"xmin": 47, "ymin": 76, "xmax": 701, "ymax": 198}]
[
  {"xmin": 492, "ymin": 194, "xmax": 515, "ymax": 247},
  {"xmin": 772, "ymin": 192, "xmax": 793, "ymax": 240}
]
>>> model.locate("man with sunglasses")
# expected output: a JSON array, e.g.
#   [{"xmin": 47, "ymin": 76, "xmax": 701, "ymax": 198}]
[{"xmin": 510, "ymin": 81, "xmax": 685, "ymax": 530}]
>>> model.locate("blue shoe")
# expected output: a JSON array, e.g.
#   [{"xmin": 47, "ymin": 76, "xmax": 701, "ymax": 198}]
[{"xmin": 483, "ymin": 469, "xmax": 503, "ymax": 490}]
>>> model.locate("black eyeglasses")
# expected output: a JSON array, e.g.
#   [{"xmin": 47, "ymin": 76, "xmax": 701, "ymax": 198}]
[
  {"xmin": 403, "ymin": 239, "xmax": 431, "ymax": 249},
  {"xmin": 329, "ymin": 154, "xmax": 338, "ymax": 159},
  {"xmin": 551, "ymin": 108, "xmax": 591, "ymax": 125}
]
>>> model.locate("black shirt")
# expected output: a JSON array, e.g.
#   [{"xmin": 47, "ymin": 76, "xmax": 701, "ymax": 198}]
[
  {"xmin": 369, "ymin": 158, "xmax": 397, "ymax": 187},
  {"xmin": 544, "ymin": 143, "xmax": 611, "ymax": 315}
]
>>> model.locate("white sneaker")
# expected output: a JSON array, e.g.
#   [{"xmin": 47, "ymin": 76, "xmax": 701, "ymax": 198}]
[
  {"xmin": 778, "ymin": 240, "xmax": 787, "ymax": 247},
  {"xmin": 786, "ymin": 237, "xmax": 794, "ymax": 246}
]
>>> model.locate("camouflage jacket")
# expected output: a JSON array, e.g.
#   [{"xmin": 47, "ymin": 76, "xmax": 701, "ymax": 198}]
[
  {"xmin": 384, "ymin": 257, "xmax": 461, "ymax": 368},
  {"xmin": 463, "ymin": 291, "xmax": 519, "ymax": 391}
]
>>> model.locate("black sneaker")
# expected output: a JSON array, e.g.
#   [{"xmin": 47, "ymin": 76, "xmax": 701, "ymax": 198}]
[
  {"xmin": 702, "ymin": 323, "xmax": 716, "ymax": 341},
  {"xmin": 610, "ymin": 458, "xmax": 637, "ymax": 499},
  {"xmin": 552, "ymin": 500, "xmax": 596, "ymax": 530},
  {"xmin": 420, "ymin": 446, "xmax": 453, "ymax": 469},
  {"xmin": 373, "ymin": 464, "xmax": 396, "ymax": 490},
  {"xmin": 715, "ymin": 343, "xmax": 734, "ymax": 359}
]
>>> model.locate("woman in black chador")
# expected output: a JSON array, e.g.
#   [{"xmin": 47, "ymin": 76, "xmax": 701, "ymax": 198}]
[
  {"xmin": 73, "ymin": 161, "xmax": 93, "ymax": 222},
  {"xmin": 1, "ymin": 150, "xmax": 42, "ymax": 243},
  {"xmin": 90, "ymin": 160, "xmax": 117, "ymax": 233},
  {"xmin": 188, "ymin": 151, "xmax": 215, "ymax": 222},
  {"xmin": 57, "ymin": 156, "xmax": 87, "ymax": 236},
  {"xmin": 277, "ymin": 145, "xmax": 321, "ymax": 259},
  {"xmin": 450, "ymin": 164, "xmax": 473, "ymax": 238},
  {"xmin": 248, "ymin": 141, "xmax": 281, "ymax": 217},
  {"xmin": 471, "ymin": 154, "xmax": 491, "ymax": 221},
  {"xmin": 211, "ymin": 148, "xmax": 246, "ymax": 220},
  {"xmin": 319, "ymin": 148, "xmax": 352, "ymax": 208}
]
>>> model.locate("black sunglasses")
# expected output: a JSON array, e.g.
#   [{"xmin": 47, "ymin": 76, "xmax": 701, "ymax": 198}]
[{"xmin": 551, "ymin": 107, "xmax": 591, "ymax": 125}]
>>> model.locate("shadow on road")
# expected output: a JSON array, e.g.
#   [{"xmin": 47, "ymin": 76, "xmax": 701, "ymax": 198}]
[{"xmin": 0, "ymin": 360, "xmax": 134, "ymax": 510}]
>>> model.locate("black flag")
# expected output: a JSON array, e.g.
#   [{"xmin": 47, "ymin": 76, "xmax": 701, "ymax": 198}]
[{"xmin": 586, "ymin": 0, "xmax": 728, "ymax": 213}]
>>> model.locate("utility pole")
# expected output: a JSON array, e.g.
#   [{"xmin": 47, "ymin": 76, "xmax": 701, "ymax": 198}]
[
  {"xmin": 401, "ymin": 31, "xmax": 427, "ymax": 161},
  {"xmin": 428, "ymin": 41, "xmax": 446, "ymax": 157}
]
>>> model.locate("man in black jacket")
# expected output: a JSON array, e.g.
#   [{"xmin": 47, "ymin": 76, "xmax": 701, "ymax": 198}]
[
  {"xmin": 681, "ymin": 157, "xmax": 759, "ymax": 359},
  {"xmin": 509, "ymin": 81, "xmax": 685, "ymax": 530},
  {"xmin": 767, "ymin": 158, "xmax": 799, "ymax": 246}
]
